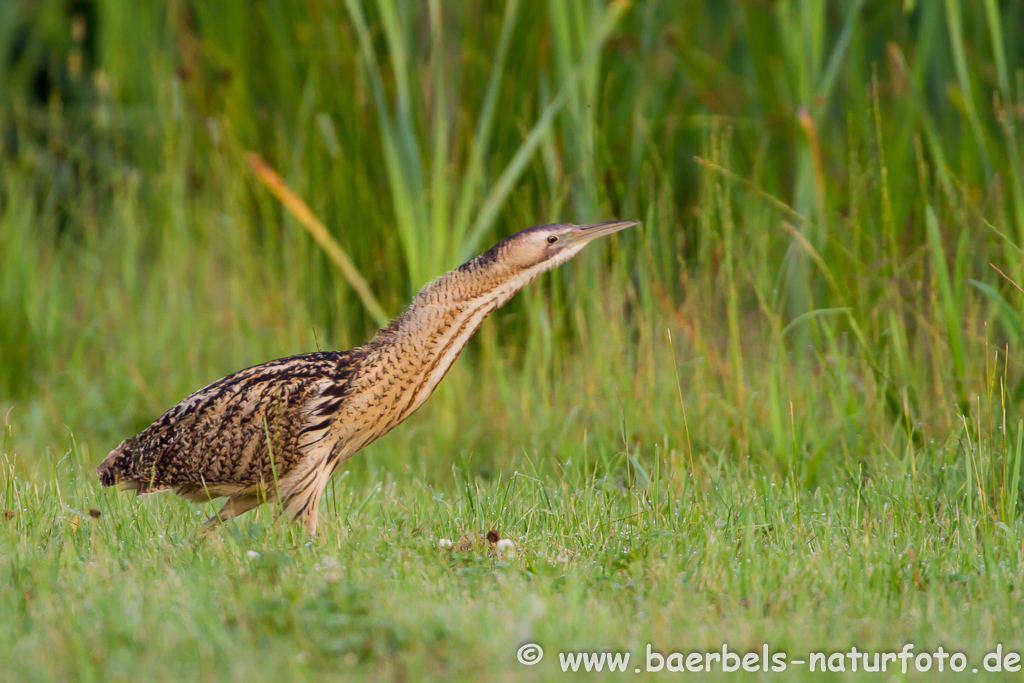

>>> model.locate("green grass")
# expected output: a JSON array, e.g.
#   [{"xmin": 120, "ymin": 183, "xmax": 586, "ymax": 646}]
[
  {"xmin": 5, "ymin": 435, "xmax": 1024, "ymax": 681},
  {"xmin": 3, "ymin": 0, "xmax": 1024, "ymax": 680}
]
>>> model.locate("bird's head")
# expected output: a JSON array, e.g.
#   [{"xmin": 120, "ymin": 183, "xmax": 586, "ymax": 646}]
[
  {"xmin": 395, "ymin": 219, "xmax": 640, "ymax": 338},
  {"xmin": 406, "ymin": 220, "xmax": 640, "ymax": 309},
  {"xmin": 464, "ymin": 220, "xmax": 639, "ymax": 281}
]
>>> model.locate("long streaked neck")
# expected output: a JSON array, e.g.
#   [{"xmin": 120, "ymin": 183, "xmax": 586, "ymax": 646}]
[{"xmin": 354, "ymin": 253, "xmax": 545, "ymax": 428}]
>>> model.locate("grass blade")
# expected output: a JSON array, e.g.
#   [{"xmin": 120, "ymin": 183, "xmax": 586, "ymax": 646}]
[
  {"xmin": 247, "ymin": 153, "xmax": 390, "ymax": 326},
  {"xmin": 927, "ymin": 205, "xmax": 968, "ymax": 414}
]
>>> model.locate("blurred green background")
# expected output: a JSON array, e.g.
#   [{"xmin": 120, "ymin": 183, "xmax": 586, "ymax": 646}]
[
  {"xmin": 7, "ymin": 3, "xmax": 1024, "ymax": 681},
  {"xmin": 1, "ymin": 0, "xmax": 1023, "ymax": 487}
]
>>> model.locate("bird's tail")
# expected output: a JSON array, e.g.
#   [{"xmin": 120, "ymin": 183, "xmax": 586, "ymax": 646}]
[{"xmin": 96, "ymin": 439, "xmax": 139, "ymax": 489}]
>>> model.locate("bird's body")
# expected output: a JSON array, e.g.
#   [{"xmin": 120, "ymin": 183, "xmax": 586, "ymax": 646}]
[{"xmin": 98, "ymin": 221, "xmax": 637, "ymax": 533}]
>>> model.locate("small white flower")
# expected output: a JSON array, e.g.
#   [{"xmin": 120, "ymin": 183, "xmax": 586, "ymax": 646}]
[
  {"xmin": 438, "ymin": 538, "xmax": 453, "ymax": 549},
  {"xmin": 246, "ymin": 550, "xmax": 261, "ymax": 559},
  {"xmin": 496, "ymin": 538, "xmax": 516, "ymax": 556}
]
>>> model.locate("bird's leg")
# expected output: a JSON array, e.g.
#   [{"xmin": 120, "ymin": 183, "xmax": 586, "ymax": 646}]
[
  {"xmin": 299, "ymin": 496, "xmax": 321, "ymax": 536},
  {"xmin": 198, "ymin": 493, "xmax": 263, "ymax": 535},
  {"xmin": 279, "ymin": 459, "xmax": 333, "ymax": 536},
  {"xmin": 279, "ymin": 487, "xmax": 322, "ymax": 536}
]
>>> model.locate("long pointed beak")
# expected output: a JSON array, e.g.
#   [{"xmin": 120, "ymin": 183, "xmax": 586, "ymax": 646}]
[{"xmin": 565, "ymin": 220, "xmax": 640, "ymax": 246}]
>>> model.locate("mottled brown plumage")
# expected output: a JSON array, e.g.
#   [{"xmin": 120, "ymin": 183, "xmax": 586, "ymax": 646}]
[{"xmin": 98, "ymin": 221, "xmax": 637, "ymax": 533}]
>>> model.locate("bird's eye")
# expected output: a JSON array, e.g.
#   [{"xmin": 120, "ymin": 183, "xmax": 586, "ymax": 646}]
[{"xmin": 546, "ymin": 235, "xmax": 558, "ymax": 244}]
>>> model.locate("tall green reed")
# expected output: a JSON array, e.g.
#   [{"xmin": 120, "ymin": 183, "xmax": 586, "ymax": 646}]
[{"xmin": 1, "ymin": 1, "xmax": 1023, "ymax": 493}]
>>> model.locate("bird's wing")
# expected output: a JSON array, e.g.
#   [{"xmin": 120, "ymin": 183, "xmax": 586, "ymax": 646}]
[{"xmin": 97, "ymin": 351, "xmax": 361, "ymax": 495}]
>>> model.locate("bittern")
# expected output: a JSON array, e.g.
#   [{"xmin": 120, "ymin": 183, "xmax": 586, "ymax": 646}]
[{"xmin": 98, "ymin": 220, "xmax": 638, "ymax": 533}]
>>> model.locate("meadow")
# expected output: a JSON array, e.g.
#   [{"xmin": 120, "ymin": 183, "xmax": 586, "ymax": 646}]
[{"xmin": 3, "ymin": 1, "xmax": 1024, "ymax": 680}]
